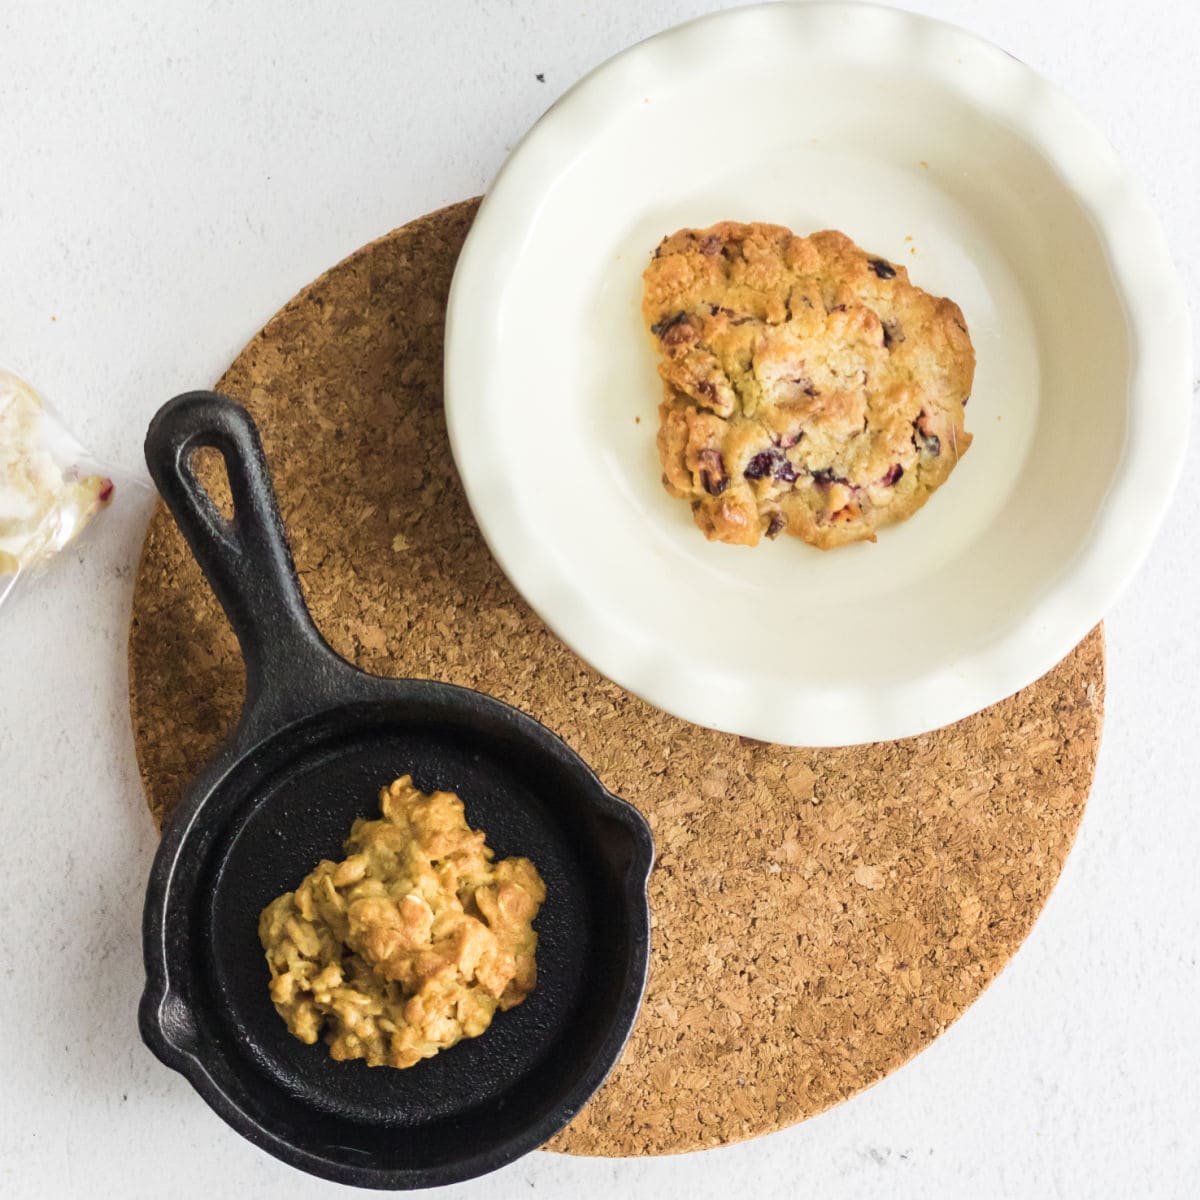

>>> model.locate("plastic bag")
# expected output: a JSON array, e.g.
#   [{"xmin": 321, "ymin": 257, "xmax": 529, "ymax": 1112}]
[{"xmin": 0, "ymin": 366, "xmax": 120, "ymax": 607}]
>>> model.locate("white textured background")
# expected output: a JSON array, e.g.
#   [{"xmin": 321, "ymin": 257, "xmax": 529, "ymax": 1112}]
[{"xmin": 1, "ymin": 2, "xmax": 1197, "ymax": 1197}]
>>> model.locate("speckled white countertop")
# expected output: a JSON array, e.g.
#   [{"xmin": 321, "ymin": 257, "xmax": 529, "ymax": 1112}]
[{"xmin": 1, "ymin": 2, "xmax": 1197, "ymax": 1197}]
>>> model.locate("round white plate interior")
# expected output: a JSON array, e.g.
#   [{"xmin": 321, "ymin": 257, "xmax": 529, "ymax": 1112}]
[{"xmin": 445, "ymin": 2, "xmax": 1190, "ymax": 747}]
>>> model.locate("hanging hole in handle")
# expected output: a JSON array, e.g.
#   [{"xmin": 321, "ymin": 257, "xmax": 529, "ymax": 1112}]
[{"xmin": 189, "ymin": 445, "xmax": 236, "ymax": 522}]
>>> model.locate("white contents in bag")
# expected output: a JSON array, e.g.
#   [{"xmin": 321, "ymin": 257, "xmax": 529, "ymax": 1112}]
[{"xmin": 0, "ymin": 367, "xmax": 113, "ymax": 600}]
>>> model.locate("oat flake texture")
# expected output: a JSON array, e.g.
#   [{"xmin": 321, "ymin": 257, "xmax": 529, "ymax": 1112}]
[{"xmin": 129, "ymin": 198, "xmax": 1104, "ymax": 1157}]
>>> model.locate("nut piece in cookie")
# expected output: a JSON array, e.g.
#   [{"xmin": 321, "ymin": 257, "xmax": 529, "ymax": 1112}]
[{"xmin": 642, "ymin": 222, "xmax": 975, "ymax": 549}]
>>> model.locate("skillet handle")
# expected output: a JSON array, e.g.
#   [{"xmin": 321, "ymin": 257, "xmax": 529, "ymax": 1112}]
[{"xmin": 144, "ymin": 391, "xmax": 344, "ymax": 722}]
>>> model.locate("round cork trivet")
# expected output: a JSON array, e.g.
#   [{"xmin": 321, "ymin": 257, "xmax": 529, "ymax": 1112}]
[{"xmin": 129, "ymin": 198, "xmax": 1104, "ymax": 1157}]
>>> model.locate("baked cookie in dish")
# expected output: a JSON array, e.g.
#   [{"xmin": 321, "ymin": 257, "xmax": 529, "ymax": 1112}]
[{"xmin": 643, "ymin": 222, "xmax": 975, "ymax": 548}]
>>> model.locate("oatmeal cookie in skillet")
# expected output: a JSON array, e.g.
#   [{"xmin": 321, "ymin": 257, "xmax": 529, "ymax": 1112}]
[{"xmin": 643, "ymin": 222, "xmax": 974, "ymax": 548}]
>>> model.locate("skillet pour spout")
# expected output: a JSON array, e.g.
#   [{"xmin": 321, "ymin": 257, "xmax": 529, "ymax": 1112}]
[{"xmin": 138, "ymin": 391, "xmax": 654, "ymax": 1189}]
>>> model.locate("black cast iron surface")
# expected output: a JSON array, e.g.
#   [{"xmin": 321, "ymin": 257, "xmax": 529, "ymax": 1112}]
[{"xmin": 139, "ymin": 392, "xmax": 655, "ymax": 1190}]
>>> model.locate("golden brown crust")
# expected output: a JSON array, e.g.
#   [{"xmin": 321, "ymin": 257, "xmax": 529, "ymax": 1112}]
[{"xmin": 643, "ymin": 222, "xmax": 975, "ymax": 548}]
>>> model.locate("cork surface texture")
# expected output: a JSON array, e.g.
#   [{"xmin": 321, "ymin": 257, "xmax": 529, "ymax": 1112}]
[{"xmin": 128, "ymin": 198, "xmax": 1104, "ymax": 1157}]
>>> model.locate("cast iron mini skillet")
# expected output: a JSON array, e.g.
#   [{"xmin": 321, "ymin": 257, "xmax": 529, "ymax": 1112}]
[{"xmin": 139, "ymin": 392, "xmax": 654, "ymax": 1190}]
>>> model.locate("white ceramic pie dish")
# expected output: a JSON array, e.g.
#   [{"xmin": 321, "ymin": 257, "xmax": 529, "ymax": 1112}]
[{"xmin": 445, "ymin": 2, "xmax": 1190, "ymax": 747}]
